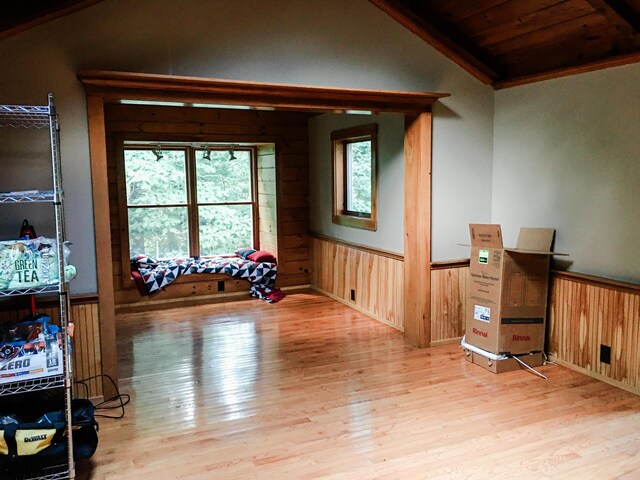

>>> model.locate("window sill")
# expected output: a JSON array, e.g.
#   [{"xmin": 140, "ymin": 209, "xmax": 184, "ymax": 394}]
[{"xmin": 332, "ymin": 213, "xmax": 377, "ymax": 231}]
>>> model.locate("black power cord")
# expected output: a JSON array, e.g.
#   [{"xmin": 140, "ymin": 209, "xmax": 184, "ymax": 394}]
[{"xmin": 74, "ymin": 374, "xmax": 130, "ymax": 419}]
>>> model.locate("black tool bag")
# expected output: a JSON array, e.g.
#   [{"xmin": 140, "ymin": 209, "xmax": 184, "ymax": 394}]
[{"xmin": 0, "ymin": 399, "xmax": 98, "ymax": 475}]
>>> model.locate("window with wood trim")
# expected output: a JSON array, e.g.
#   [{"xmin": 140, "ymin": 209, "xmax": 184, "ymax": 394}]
[
  {"xmin": 123, "ymin": 144, "xmax": 257, "ymax": 259},
  {"xmin": 331, "ymin": 124, "xmax": 377, "ymax": 230}
]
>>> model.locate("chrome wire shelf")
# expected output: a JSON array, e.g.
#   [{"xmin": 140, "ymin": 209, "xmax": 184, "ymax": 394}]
[
  {"xmin": 0, "ymin": 285, "xmax": 60, "ymax": 298},
  {"xmin": 0, "ymin": 104, "xmax": 50, "ymax": 129},
  {"xmin": 0, "ymin": 190, "xmax": 55, "ymax": 203},
  {"xmin": 0, "ymin": 94, "xmax": 75, "ymax": 479},
  {"xmin": 0, "ymin": 374, "xmax": 65, "ymax": 396}
]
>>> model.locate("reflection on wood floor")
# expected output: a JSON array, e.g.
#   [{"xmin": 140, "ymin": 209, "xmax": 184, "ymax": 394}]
[{"xmin": 77, "ymin": 291, "xmax": 640, "ymax": 479}]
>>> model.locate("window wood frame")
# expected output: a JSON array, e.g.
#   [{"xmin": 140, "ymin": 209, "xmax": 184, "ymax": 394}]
[
  {"xmin": 331, "ymin": 124, "xmax": 378, "ymax": 231},
  {"xmin": 117, "ymin": 139, "xmax": 259, "ymax": 287}
]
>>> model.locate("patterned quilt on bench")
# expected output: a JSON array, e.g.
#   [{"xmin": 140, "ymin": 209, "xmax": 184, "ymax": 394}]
[{"xmin": 131, "ymin": 254, "xmax": 278, "ymax": 298}]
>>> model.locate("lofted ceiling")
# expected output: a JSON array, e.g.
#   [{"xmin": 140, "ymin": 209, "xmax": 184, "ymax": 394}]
[
  {"xmin": 1, "ymin": 1, "xmax": 638, "ymax": 89},
  {"xmin": 371, "ymin": 0, "xmax": 640, "ymax": 88}
]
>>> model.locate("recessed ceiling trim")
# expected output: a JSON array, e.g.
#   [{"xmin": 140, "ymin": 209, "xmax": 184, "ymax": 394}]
[{"xmin": 494, "ymin": 50, "xmax": 640, "ymax": 90}]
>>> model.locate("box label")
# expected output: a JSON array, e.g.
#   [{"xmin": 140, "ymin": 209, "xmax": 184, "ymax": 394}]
[
  {"xmin": 0, "ymin": 333, "xmax": 65, "ymax": 385},
  {"xmin": 501, "ymin": 317, "xmax": 544, "ymax": 325},
  {"xmin": 474, "ymin": 305, "xmax": 491, "ymax": 322},
  {"xmin": 478, "ymin": 249, "xmax": 489, "ymax": 264}
]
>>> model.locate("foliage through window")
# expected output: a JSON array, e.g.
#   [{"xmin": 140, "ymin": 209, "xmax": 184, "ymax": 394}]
[
  {"xmin": 124, "ymin": 145, "xmax": 256, "ymax": 259},
  {"xmin": 345, "ymin": 140, "xmax": 372, "ymax": 215},
  {"xmin": 331, "ymin": 124, "xmax": 377, "ymax": 231}
]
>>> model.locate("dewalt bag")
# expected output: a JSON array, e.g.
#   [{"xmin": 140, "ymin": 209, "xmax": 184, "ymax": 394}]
[{"xmin": 0, "ymin": 399, "xmax": 98, "ymax": 474}]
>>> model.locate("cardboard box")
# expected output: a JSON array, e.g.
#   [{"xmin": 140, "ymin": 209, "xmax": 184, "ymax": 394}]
[
  {"xmin": 465, "ymin": 224, "xmax": 561, "ymax": 355},
  {"xmin": 464, "ymin": 348, "xmax": 544, "ymax": 374},
  {"xmin": 0, "ymin": 332, "xmax": 64, "ymax": 384}
]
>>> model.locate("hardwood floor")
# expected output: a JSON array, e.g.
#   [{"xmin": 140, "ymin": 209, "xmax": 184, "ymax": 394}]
[{"xmin": 77, "ymin": 291, "xmax": 640, "ymax": 479}]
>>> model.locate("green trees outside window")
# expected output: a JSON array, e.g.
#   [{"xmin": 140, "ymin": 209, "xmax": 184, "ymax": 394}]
[
  {"xmin": 331, "ymin": 124, "xmax": 377, "ymax": 231},
  {"xmin": 345, "ymin": 140, "xmax": 372, "ymax": 215},
  {"xmin": 124, "ymin": 146, "xmax": 255, "ymax": 259}
]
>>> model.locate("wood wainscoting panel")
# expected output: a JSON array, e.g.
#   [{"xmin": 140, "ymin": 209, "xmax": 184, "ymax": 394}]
[
  {"xmin": 0, "ymin": 296, "xmax": 103, "ymax": 399},
  {"xmin": 310, "ymin": 236, "xmax": 403, "ymax": 330},
  {"xmin": 71, "ymin": 300, "xmax": 103, "ymax": 399},
  {"xmin": 548, "ymin": 272, "xmax": 640, "ymax": 393},
  {"xmin": 430, "ymin": 264, "xmax": 468, "ymax": 345}
]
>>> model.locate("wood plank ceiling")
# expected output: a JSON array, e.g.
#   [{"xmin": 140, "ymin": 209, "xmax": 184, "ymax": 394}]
[{"xmin": 371, "ymin": 0, "xmax": 640, "ymax": 88}]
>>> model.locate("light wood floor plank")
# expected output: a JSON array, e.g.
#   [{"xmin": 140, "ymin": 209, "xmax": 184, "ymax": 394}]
[{"xmin": 76, "ymin": 291, "xmax": 640, "ymax": 479}]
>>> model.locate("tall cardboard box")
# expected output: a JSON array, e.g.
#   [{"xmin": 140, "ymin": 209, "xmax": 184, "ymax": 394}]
[{"xmin": 465, "ymin": 224, "xmax": 560, "ymax": 355}]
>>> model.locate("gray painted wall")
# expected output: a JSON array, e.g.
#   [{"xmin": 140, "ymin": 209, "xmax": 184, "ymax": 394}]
[
  {"xmin": 308, "ymin": 113, "xmax": 405, "ymax": 253},
  {"xmin": 493, "ymin": 63, "xmax": 640, "ymax": 283},
  {"xmin": 0, "ymin": 0, "xmax": 495, "ymax": 292}
]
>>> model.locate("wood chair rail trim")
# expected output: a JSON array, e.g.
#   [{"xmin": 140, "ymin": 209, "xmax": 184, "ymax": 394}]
[
  {"xmin": 309, "ymin": 232, "xmax": 404, "ymax": 262},
  {"xmin": 427, "ymin": 257, "xmax": 638, "ymax": 293},
  {"xmin": 430, "ymin": 258, "xmax": 470, "ymax": 270},
  {"xmin": 552, "ymin": 269, "xmax": 640, "ymax": 294}
]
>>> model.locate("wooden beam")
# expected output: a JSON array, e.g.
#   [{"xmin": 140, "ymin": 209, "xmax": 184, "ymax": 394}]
[
  {"xmin": 368, "ymin": 0, "xmax": 500, "ymax": 84},
  {"xmin": 77, "ymin": 70, "xmax": 449, "ymax": 113},
  {"xmin": 86, "ymin": 95, "xmax": 118, "ymax": 398},
  {"xmin": 403, "ymin": 112, "xmax": 432, "ymax": 347},
  {"xmin": 493, "ymin": 50, "xmax": 640, "ymax": 89}
]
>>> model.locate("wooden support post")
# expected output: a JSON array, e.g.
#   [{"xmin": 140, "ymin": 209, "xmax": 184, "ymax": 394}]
[
  {"xmin": 403, "ymin": 112, "xmax": 432, "ymax": 347},
  {"xmin": 86, "ymin": 95, "xmax": 118, "ymax": 398}
]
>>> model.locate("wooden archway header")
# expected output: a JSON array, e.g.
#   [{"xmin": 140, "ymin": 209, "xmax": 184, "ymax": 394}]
[{"xmin": 78, "ymin": 70, "xmax": 449, "ymax": 113}]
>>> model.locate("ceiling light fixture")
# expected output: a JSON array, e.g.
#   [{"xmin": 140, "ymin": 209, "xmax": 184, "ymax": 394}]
[
  {"xmin": 202, "ymin": 144, "xmax": 211, "ymax": 161},
  {"xmin": 152, "ymin": 145, "xmax": 164, "ymax": 161}
]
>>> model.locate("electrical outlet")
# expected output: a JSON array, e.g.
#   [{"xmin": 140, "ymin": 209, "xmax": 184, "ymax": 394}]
[
  {"xmin": 350, "ymin": 289, "xmax": 355, "ymax": 302},
  {"xmin": 600, "ymin": 344, "xmax": 611, "ymax": 364}
]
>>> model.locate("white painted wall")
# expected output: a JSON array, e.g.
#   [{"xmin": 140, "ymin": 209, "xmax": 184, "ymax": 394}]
[
  {"xmin": 493, "ymin": 63, "xmax": 640, "ymax": 283},
  {"xmin": 0, "ymin": 0, "xmax": 495, "ymax": 292}
]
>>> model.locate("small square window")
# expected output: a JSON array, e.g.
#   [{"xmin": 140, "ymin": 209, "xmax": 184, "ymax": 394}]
[{"xmin": 331, "ymin": 124, "xmax": 377, "ymax": 230}]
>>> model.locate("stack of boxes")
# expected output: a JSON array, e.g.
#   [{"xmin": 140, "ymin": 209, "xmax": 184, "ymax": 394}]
[{"xmin": 463, "ymin": 224, "xmax": 564, "ymax": 373}]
